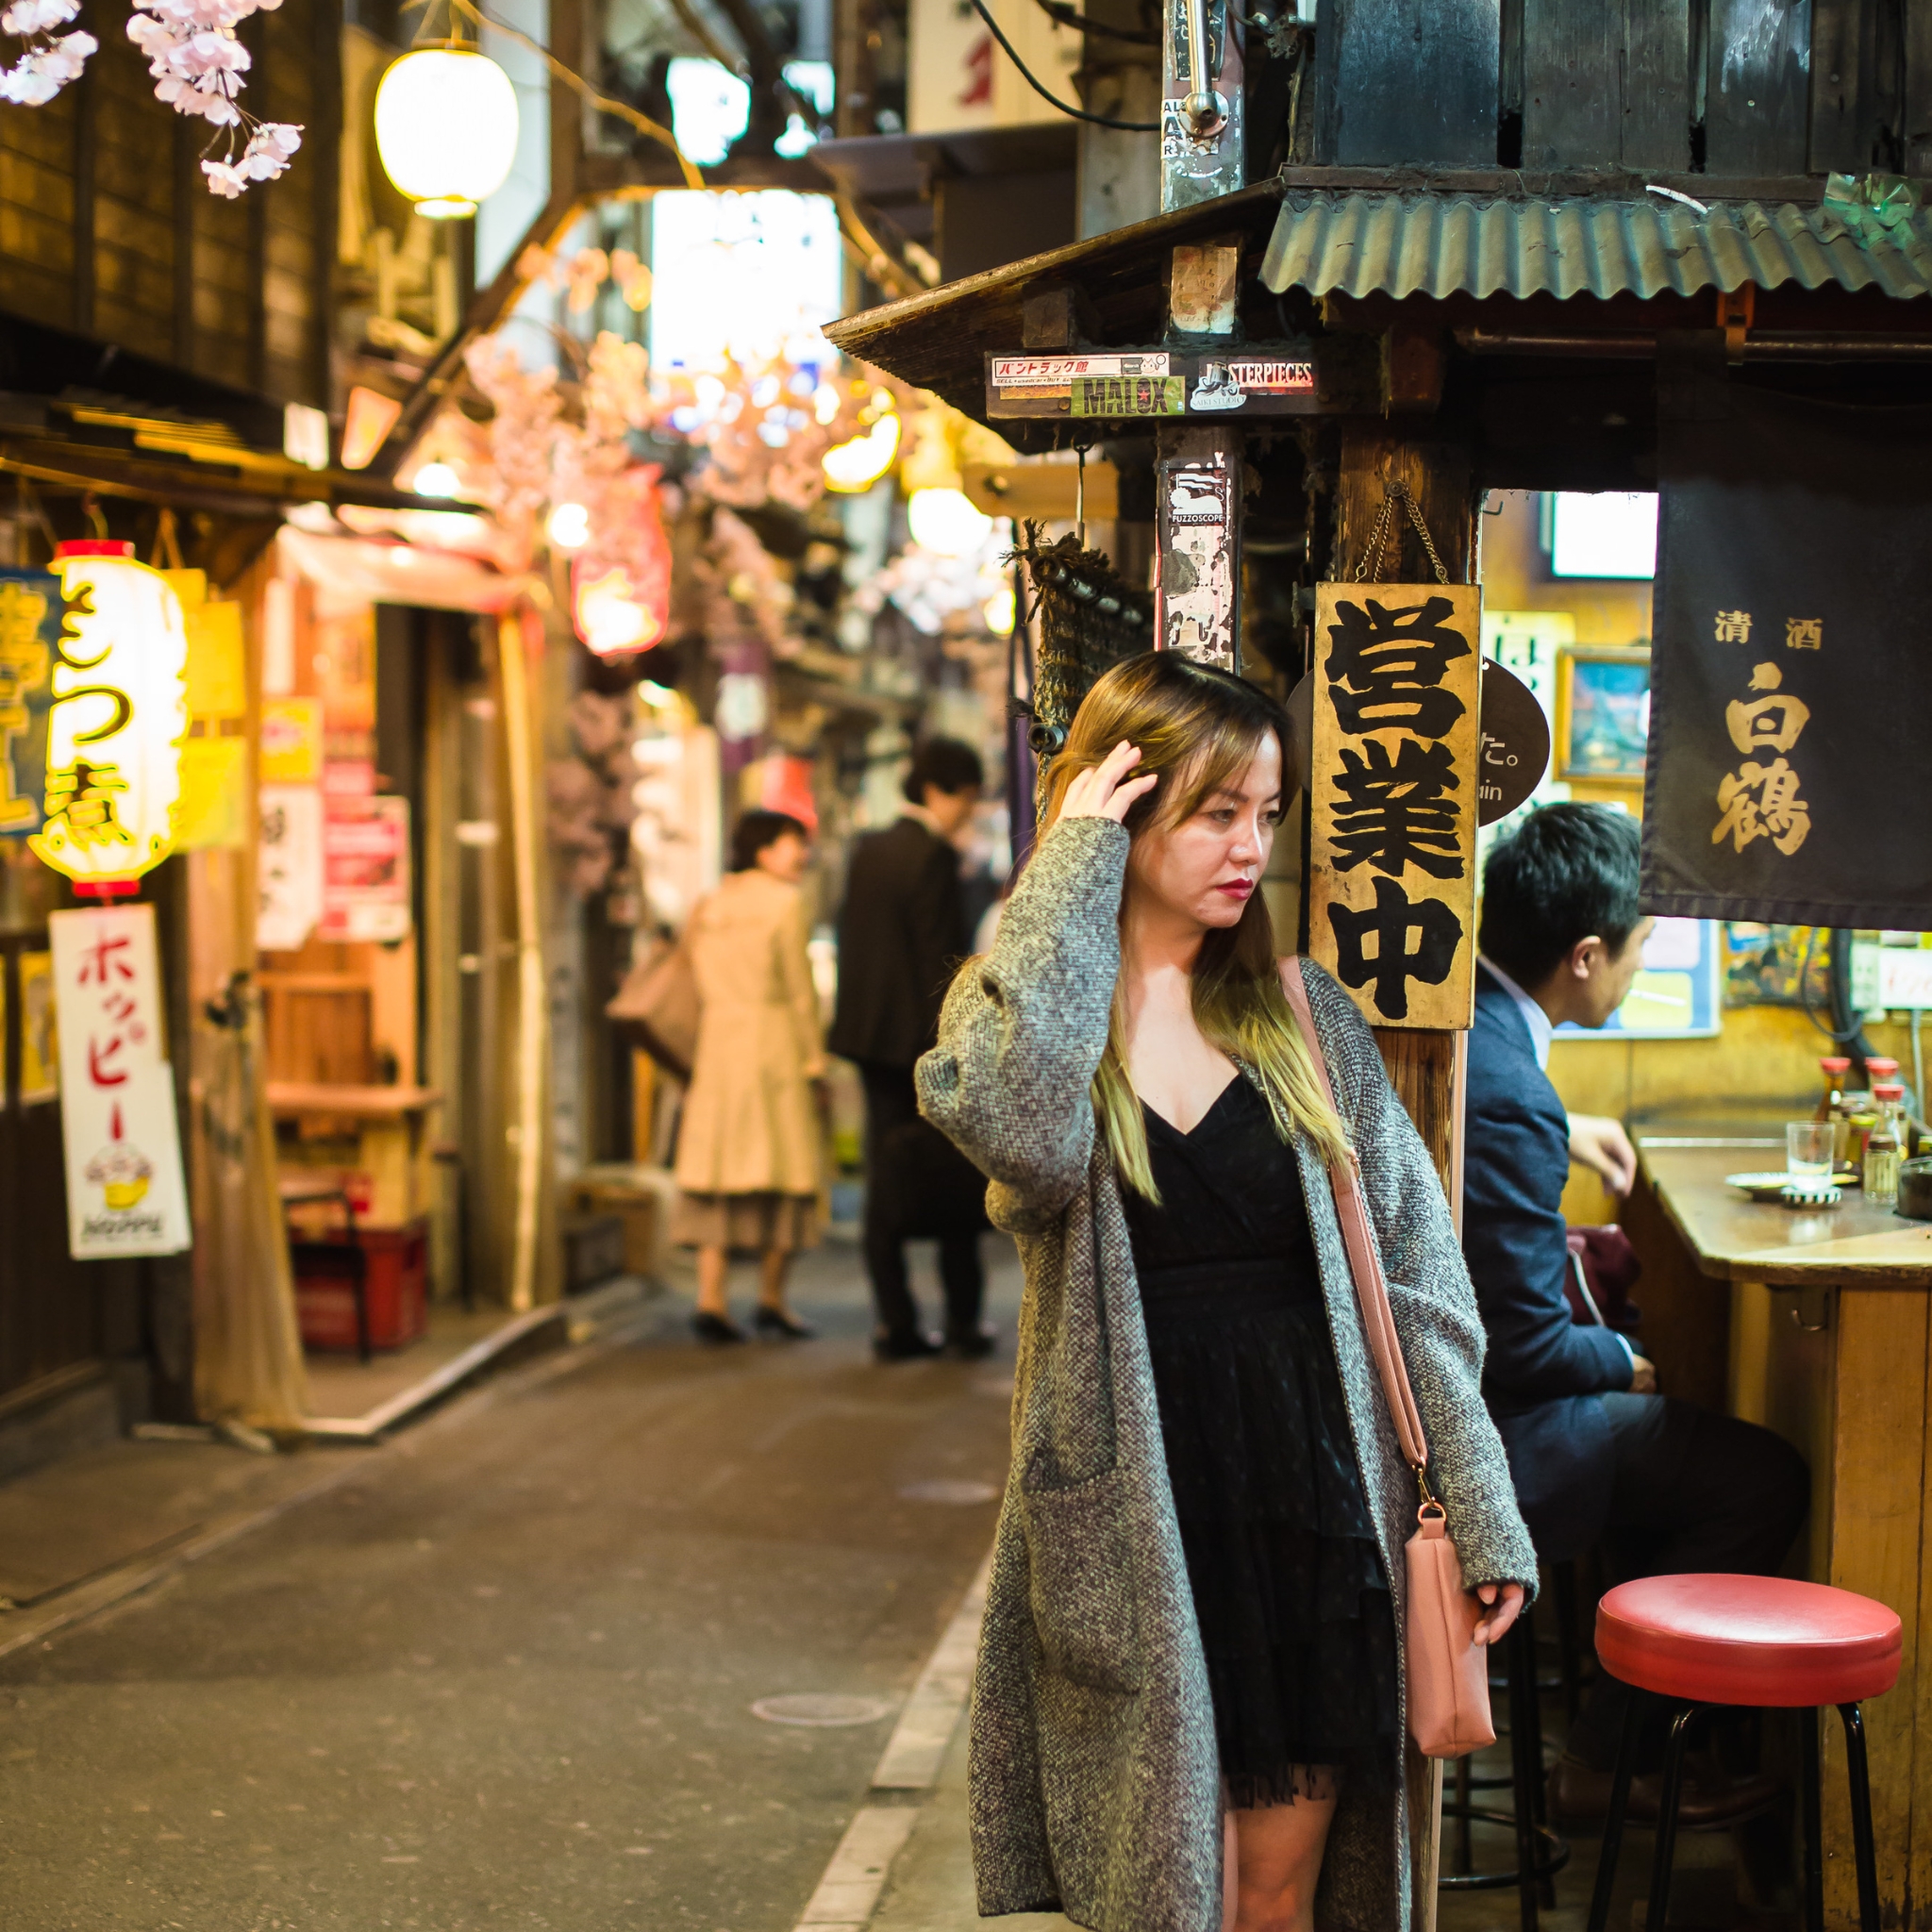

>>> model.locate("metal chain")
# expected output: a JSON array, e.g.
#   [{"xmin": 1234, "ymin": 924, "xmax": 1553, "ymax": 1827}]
[
  {"xmin": 1351, "ymin": 493, "xmax": 1399, "ymax": 582},
  {"xmin": 1350, "ymin": 478, "xmax": 1451, "ymax": 585}
]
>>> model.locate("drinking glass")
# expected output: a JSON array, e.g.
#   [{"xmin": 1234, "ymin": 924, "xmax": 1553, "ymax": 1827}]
[{"xmin": 1787, "ymin": 1122, "xmax": 1836, "ymax": 1182}]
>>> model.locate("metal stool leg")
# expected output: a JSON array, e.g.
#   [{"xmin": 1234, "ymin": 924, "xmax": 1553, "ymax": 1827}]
[
  {"xmin": 1507, "ymin": 1613, "xmax": 1542, "ymax": 1932},
  {"xmin": 1839, "ymin": 1704, "xmax": 1882, "ymax": 1932},
  {"xmin": 1644, "ymin": 1705, "xmax": 1698, "ymax": 1932},
  {"xmin": 1800, "ymin": 1707, "xmax": 1824, "ymax": 1932},
  {"xmin": 1586, "ymin": 1690, "xmax": 1646, "ymax": 1932},
  {"xmin": 1518, "ymin": 1613, "xmax": 1557, "ymax": 1910},
  {"xmin": 1441, "ymin": 1616, "xmax": 1569, "ymax": 1907}
]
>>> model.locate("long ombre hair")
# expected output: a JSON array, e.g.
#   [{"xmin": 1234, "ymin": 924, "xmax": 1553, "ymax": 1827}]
[{"xmin": 1041, "ymin": 652, "xmax": 1350, "ymax": 1198}]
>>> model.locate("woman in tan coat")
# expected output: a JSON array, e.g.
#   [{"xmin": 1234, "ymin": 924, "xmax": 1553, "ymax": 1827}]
[{"xmin": 672, "ymin": 810, "xmax": 825, "ymax": 1342}]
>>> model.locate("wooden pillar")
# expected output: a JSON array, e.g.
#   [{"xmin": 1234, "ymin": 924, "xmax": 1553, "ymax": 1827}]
[
  {"xmin": 1155, "ymin": 239, "xmax": 1244, "ymax": 672},
  {"xmin": 1334, "ymin": 423, "xmax": 1478, "ymax": 1193}
]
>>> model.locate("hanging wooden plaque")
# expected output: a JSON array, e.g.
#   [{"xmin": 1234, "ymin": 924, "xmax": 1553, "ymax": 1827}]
[{"xmin": 1307, "ymin": 582, "xmax": 1483, "ymax": 1031}]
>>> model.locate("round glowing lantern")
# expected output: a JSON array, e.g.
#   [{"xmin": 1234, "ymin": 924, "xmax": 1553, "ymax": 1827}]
[
  {"xmin": 27, "ymin": 542, "xmax": 189, "ymax": 891},
  {"xmin": 821, "ymin": 409, "xmax": 901, "ymax": 493},
  {"xmin": 375, "ymin": 46, "xmax": 521, "ymax": 219}
]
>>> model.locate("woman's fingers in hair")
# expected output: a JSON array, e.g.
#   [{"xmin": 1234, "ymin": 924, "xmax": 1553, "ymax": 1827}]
[
  {"xmin": 1061, "ymin": 741, "xmax": 1154, "ymax": 824},
  {"xmin": 1100, "ymin": 771, "xmax": 1159, "ymax": 823}
]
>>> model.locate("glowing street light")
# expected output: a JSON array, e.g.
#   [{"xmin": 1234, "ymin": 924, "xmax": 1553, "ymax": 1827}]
[
  {"xmin": 821, "ymin": 411, "xmax": 900, "ymax": 494},
  {"xmin": 546, "ymin": 502, "xmax": 591, "ymax": 550},
  {"xmin": 908, "ymin": 487, "xmax": 994, "ymax": 557}
]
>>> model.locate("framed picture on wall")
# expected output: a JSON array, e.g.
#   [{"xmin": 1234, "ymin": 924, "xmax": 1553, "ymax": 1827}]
[{"xmin": 1557, "ymin": 646, "xmax": 1651, "ymax": 780}]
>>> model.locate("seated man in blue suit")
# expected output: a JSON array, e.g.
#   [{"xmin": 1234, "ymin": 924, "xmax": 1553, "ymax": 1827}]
[{"xmin": 1466, "ymin": 804, "xmax": 1807, "ymax": 1823}]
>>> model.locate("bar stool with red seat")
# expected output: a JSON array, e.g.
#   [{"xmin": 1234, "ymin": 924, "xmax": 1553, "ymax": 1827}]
[{"xmin": 1585, "ymin": 1574, "xmax": 1902, "ymax": 1932}]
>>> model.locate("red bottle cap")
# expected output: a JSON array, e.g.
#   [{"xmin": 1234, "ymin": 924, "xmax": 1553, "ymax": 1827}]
[
  {"xmin": 1821, "ymin": 1058, "xmax": 1852, "ymax": 1074},
  {"xmin": 1873, "ymin": 1083, "xmax": 1906, "ymax": 1101},
  {"xmin": 53, "ymin": 540, "xmax": 136, "ymax": 558},
  {"xmin": 1867, "ymin": 1057, "xmax": 1901, "ymax": 1078}
]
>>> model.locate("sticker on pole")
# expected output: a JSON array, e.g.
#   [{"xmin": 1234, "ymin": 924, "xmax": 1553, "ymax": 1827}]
[{"xmin": 48, "ymin": 903, "xmax": 192, "ymax": 1257}]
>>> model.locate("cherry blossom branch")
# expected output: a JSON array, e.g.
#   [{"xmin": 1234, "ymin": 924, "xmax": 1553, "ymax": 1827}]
[
  {"xmin": 125, "ymin": 0, "xmax": 302, "ymax": 195},
  {"xmin": 0, "ymin": 0, "xmax": 96, "ymax": 106}
]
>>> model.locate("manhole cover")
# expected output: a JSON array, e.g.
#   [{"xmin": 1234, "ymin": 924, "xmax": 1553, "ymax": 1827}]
[
  {"xmin": 898, "ymin": 1479, "xmax": 1000, "ymax": 1506},
  {"xmin": 750, "ymin": 1693, "xmax": 893, "ymax": 1728}
]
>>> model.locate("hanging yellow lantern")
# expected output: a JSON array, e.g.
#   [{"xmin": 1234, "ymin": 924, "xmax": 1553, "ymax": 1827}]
[
  {"xmin": 27, "ymin": 543, "xmax": 189, "ymax": 891},
  {"xmin": 375, "ymin": 45, "xmax": 521, "ymax": 219}
]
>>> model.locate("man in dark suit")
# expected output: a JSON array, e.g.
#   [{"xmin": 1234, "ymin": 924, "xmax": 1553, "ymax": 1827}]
[
  {"xmin": 830, "ymin": 737, "xmax": 988, "ymax": 1360},
  {"xmin": 1466, "ymin": 804, "xmax": 1807, "ymax": 1822}
]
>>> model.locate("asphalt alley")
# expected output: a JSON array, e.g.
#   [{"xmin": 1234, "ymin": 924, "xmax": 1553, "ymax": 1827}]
[{"xmin": 0, "ymin": 1244, "xmax": 1017, "ymax": 1932}]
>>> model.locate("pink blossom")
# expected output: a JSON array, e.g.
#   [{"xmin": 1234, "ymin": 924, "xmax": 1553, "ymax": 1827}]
[
  {"xmin": 173, "ymin": 26, "xmax": 246, "ymax": 72},
  {"xmin": 201, "ymin": 157, "xmax": 245, "ymax": 197},
  {"xmin": 0, "ymin": 0, "xmax": 77, "ymax": 35}
]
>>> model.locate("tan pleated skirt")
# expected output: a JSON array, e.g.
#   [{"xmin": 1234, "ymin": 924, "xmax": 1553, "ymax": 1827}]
[{"xmin": 670, "ymin": 1190, "xmax": 820, "ymax": 1253}]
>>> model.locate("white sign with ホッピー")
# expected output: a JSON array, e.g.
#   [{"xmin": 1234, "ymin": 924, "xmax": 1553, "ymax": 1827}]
[{"xmin": 47, "ymin": 903, "xmax": 192, "ymax": 1258}]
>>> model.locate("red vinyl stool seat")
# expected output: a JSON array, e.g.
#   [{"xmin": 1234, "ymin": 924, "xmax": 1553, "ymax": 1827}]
[
  {"xmin": 1597, "ymin": 1574, "xmax": 1902, "ymax": 1707},
  {"xmin": 1587, "ymin": 1574, "xmax": 1901, "ymax": 1932}
]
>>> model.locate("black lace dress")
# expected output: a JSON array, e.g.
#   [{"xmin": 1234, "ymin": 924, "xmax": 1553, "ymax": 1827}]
[{"xmin": 1120, "ymin": 1073, "xmax": 1400, "ymax": 1808}]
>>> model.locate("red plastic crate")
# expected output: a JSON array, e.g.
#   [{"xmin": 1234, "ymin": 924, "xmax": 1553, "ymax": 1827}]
[{"xmin": 293, "ymin": 1221, "xmax": 428, "ymax": 1353}]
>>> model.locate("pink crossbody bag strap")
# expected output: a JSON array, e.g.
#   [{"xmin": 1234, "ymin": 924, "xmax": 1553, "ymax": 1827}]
[
  {"xmin": 1278, "ymin": 959, "xmax": 1498, "ymax": 1760},
  {"xmin": 1277, "ymin": 958, "xmax": 1431, "ymax": 1486}
]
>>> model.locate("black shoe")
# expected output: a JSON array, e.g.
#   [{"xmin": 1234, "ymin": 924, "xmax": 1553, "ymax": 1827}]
[
  {"xmin": 754, "ymin": 1305, "xmax": 815, "ymax": 1340},
  {"xmin": 873, "ymin": 1328, "xmax": 942, "ymax": 1362},
  {"xmin": 1547, "ymin": 1751, "xmax": 1782, "ymax": 1829},
  {"xmin": 692, "ymin": 1310, "xmax": 748, "ymax": 1345},
  {"xmin": 942, "ymin": 1325, "xmax": 997, "ymax": 1360}
]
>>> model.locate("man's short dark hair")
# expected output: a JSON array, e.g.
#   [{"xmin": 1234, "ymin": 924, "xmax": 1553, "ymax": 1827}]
[
  {"xmin": 729, "ymin": 809, "xmax": 808, "ymax": 873},
  {"xmin": 1478, "ymin": 803, "xmax": 1643, "ymax": 989},
  {"xmin": 904, "ymin": 737, "xmax": 985, "ymax": 804}
]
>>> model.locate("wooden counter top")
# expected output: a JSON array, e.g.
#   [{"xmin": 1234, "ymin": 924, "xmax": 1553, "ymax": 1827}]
[
  {"xmin": 265, "ymin": 1083, "xmax": 443, "ymax": 1118},
  {"xmin": 1639, "ymin": 1139, "xmax": 1932, "ymax": 1286}
]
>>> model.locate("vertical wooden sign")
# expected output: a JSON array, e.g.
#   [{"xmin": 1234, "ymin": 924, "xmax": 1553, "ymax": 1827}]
[{"xmin": 1308, "ymin": 582, "xmax": 1482, "ymax": 1030}]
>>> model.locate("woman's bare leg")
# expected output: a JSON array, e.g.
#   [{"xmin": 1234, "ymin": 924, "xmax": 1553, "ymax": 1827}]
[
  {"xmin": 695, "ymin": 1245, "xmax": 729, "ymax": 1317},
  {"xmin": 758, "ymin": 1244, "xmax": 795, "ymax": 1313},
  {"xmin": 1223, "ymin": 1785, "xmax": 1340, "ymax": 1932}
]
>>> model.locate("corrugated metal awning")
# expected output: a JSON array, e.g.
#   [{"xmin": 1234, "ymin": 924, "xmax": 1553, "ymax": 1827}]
[{"xmin": 1260, "ymin": 191, "xmax": 1932, "ymax": 303}]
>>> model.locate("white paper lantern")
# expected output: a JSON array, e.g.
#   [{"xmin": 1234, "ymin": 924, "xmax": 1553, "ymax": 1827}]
[{"xmin": 375, "ymin": 47, "xmax": 520, "ymax": 219}]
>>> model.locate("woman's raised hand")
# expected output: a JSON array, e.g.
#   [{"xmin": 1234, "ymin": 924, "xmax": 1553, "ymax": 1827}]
[{"xmin": 1059, "ymin": 741, "xmax": 1158, "ymax": 824}]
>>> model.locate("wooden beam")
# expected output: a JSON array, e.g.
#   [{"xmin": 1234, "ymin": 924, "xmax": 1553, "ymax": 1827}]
[
  {"xmin": 311, "ymin": 0, "xmax": 341, "ymax": 410},
  {"xmin": 1704, "ymin": 0, "xmax": 1813, "ymax": 175},
  {"xmin": 72, "ymin": 44, "xmax": 94, "ymax": 336},
  {"xmin": 1906, "ymin": 0, "xmax": 1932, "ymax": 176},
  {"xmin": 1331, "ymin": 0, "xmax": 1502, "ymax": 168},
  {"xmin": 1622, "ymin": 0, "xmax": 1692, "ymax": 172},
  {"xmin": 173, "ymin": 116, "xmax": 194, "ymax": 370},
  {"xmin": 1523, "ymin": 0, "xmax": 1620, "ymax": 168}
]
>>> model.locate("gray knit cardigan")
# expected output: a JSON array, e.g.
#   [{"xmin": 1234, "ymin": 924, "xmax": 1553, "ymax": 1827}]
[{"xmin": 915, "ymin": 816, "xmax": 1539, "ymax": 1932}]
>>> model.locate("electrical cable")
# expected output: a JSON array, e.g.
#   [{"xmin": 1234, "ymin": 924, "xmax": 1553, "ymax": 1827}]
[
  {"xmin": 964, "ymin": 0, "xmax": 1160, "ymax": 129},
  {"xmin": 442, "ymin": 0, "xmax": 704, "ymax": 188},
  {"xmin": 1799, "ymin": 925, "xmax": 1875, "ymax": 1083}
]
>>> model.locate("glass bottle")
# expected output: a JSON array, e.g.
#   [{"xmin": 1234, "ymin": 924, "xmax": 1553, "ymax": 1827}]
[
  {"xmin": 1865, "ymin": 1082, "xmax": 1905, "ymax": 1209},
  {"xmin": 1817, "ymin": 1056, "xmax": 1852, "ymax": 1122},
  {"xmin": 1819, "ymin": 1056, "xmax": 1854, "ymax": 1166}
]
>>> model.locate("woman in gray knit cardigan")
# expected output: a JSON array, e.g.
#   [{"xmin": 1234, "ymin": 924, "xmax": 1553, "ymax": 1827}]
[{"xmin": 916, "ymin": 654, "xmax": 1539, "ymax": 1932}]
